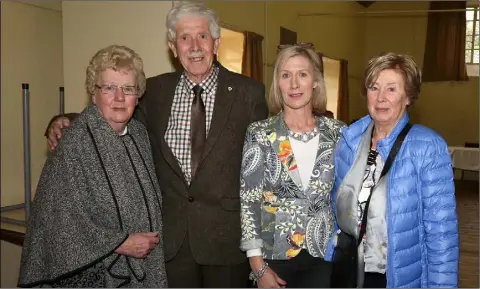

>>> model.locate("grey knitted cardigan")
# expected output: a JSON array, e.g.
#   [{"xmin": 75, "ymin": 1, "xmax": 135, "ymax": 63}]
[{"xmin": 18, "ymin": 104, "xmax": 167, "ymax": 288}]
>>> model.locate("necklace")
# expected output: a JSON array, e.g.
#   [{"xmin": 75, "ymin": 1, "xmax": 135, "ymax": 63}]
[{"xmin": 287, "ymin": 126, "xmax": 319, "ymax": 143}]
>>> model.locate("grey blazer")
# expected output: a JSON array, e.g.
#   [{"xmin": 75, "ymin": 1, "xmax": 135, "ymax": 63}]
[{"xmin": 240, "ymin": 114, "xmax": 345, "ymax": 260}]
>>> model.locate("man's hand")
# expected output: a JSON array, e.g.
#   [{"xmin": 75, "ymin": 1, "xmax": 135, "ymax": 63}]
[
  {"xmin": 115, "ymin": 232, "xmax": 160, "ymax": 259},
  {"xmin": 47, "ymin": 116, "xmax": 70, "ymax": 152}
]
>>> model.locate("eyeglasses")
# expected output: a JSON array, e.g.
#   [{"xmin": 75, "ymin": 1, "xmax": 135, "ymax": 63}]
[
  {"xmin": 277, "ymin": 42, "xmax": 315, "ymax": 53},
  {"xmin": 95, "ymin": 84, "xmax": 139, "ymax": 96}
]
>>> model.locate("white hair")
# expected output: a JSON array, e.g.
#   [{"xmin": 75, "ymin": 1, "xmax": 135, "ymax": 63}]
[{"xmin": 166, "ymin": 2, "xmax": 220, "ymax": 42}]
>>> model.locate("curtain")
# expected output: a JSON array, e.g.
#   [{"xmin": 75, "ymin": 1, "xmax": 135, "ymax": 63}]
[
  {"xmin": 337, "ymin": 59, "xmax": 349, "ymax": 123},
  {"xmin": 317, "ymin": 53, "xmax": 325, "ymax": 76},
  {"xmin": 241, "ymin": 31, "xmax": 264, "ymax": 83},
  {"xmin": 423, "ymin": 1, "xmax": 468, "ymax": 81}
]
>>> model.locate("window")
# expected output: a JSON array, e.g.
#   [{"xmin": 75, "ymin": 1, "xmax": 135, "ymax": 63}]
[
  {"xmin": 322, "ymin": 56, "xmax": 340, "ymax": 119},
  {"xmin": 466, "ymin": 6, "xmax": 479, "ymax": 76},
  {"xmin": 217, "ymin": 28, "xmax": 244, "ymax": 74}
]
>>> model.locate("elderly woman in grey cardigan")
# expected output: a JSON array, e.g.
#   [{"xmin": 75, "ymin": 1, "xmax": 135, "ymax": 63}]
[{"xmin": 18, "ymin": 45, "xmax": 167, "ymax": 288}]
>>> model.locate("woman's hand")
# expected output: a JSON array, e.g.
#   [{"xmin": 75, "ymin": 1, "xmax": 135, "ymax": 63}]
[
  {"xmin": 249, "ymin": 256, "xmax": 287, "ymax": 288},
  {"xmin": 115, "ymin": 232, "xmax": 159, "ymax": 258},
  {"xmin": 257, "ymin": 267, "xmax": 287, "ymax": 288}
]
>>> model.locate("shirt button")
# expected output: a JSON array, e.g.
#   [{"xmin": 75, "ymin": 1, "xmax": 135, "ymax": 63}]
[{"xmin": 188, "ymin": 196, "xmax": 194, "ymax": 202}]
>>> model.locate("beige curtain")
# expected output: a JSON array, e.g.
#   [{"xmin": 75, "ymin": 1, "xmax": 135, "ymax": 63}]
[
  {"xmin": 241, "ymin": 31, "xmax": 264, "ymax": 83},
  {"xmin": 423, "ymin": 1, "xmax": 468, "ymax": 81},
  {"xmin": 337, "ymin": 59, "xmax": 349, "ymax": 123}
]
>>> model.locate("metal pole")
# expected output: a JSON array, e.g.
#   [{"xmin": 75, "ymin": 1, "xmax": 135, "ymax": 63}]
[
  {"xmin": 22, "ymin": 83, "xmax": 31, "ymax": 222},
  {"xmin": 59, "ymin": 87, "xmax": 65, "ymax": 115}
]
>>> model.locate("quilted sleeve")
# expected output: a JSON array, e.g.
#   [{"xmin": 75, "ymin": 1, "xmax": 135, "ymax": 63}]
[
  {"xmin": 420, "ymin": 139, "xmax": 459, "ymax": 288},
  {"xmin": 331, "ymin": 142, "xmax": 342, "ymax": 229},
  {"xmin": 239, "ymin": 125, "xmax": 266, "ymax": 252},
  {"xmin": 331, "ymin": 130, "xmax": 348, "ymax": 224}
]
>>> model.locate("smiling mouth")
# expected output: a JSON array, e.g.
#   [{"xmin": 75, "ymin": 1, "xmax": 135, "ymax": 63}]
[{"xmin": 190, "ymin": 57, "xmax": 204, "ymax": 62}]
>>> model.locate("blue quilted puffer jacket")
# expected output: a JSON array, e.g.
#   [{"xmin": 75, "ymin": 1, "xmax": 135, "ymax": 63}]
[{"xmin": 324, "ymin": 113, "xmax": 459, "ymax": 288}]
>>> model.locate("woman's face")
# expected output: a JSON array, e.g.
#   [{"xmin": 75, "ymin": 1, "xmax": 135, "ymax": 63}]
[
  {"xmin": 92, "ymin": 68, "xmax": 138, "ymax": 133},
  {"xmin": 278, "ymin": 55, "xmax": 318, "ymax": 113},
  {"xmin": 367, "ymin": 69, "xmax": 410, "ymax": 129}
]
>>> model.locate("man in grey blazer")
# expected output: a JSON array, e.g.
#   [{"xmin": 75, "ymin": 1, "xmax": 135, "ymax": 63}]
[{"xmin": 46, "ymin": 2, "xmax": 268, "ymax": 288}]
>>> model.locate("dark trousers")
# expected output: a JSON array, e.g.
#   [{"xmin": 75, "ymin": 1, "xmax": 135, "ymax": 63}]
[
  {"xmin": 165, "ymin": 234, "xmax": 250, "ymax": 288},
  {"xmin": 363, "ymin": 272, "xmax": 386, "ymax": 288},
  {"xmin": 266, "ymin": 250, "xmax": 332, "ymax": 288}
]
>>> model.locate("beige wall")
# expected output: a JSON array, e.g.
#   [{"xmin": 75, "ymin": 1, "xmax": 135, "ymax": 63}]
[
  {"xmin": 1, "ymin": 240, "xmax": 22, "ymax": 287},
  {"xmin": 205, "ymin": 1, "xmax": 266, "ymax": 85},
  {"xmin": 1, "ymin": 1, "xmax": 63, "ymax": 206},
  {"xmin": 209, "ymin": 1, "xmax": 478, "ymax": 146},
  {"xmin": 205, "ymin": 1, "xmax": 367, "ymax": 119},
  {"xmin": 1, "ymin": 0, "xmax": 177, "ymax": 209},
  {"xmin": 62, "ymin": 1, "xmax": 175, "ymax": 113},
  {"xmin": 324, "ymin": 57, "xmax": 341, "ymax": 117},
  {"xmin": 217, "ymin": 28, "xmax": 245, "ymax": 74},
  {"xmin": 363, "ymin": 1, "xmax": 479, "ymax": 146},
  {"xmin": 295, "ymin": 2, "xmax": 366, "ymax": 121}
]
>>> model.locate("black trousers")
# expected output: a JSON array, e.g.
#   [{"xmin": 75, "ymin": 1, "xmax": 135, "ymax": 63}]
[
  {"xmin": 165, "ymin": 234, "xmax": 250, "ymax": 288},
  {"xmin": 363, "ymin": 272, "xmax": 386, "ymax": 288},
  {"xmin": 266, "ymin": 250, "xmax": 332, "ymax": 288}
]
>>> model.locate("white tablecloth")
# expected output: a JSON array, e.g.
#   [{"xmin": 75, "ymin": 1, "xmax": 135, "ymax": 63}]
[{"xmin": 447, "ymin": 146, "xmax": 479, "ymax": 171}]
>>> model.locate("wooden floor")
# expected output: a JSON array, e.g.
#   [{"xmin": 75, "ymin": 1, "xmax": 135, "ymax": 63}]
[
  {"xmin": 1, "ymin": 180, "xmax": 479, "ymax": 286},
  {"xmin": 455, "ymin": 180, "xmax": 479, "ymax": 288}
]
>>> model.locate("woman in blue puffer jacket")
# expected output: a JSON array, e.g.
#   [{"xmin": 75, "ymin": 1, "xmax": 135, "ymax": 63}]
[{"xmin": 327, "ymin": 52, "xmax": 459, "ymax": 288}]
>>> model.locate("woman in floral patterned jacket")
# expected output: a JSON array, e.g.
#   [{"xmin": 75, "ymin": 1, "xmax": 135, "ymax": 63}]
[{"xmin": 239, "ymin": 44, "xmax": 345, "ymax": 288}]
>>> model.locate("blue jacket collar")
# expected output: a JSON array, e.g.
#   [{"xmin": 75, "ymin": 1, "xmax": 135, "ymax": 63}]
[{"xmin": 342, "ymin": 113, "xmax": 410, "ymax": 159}]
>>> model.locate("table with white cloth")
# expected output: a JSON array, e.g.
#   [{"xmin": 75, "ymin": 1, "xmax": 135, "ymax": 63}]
[{"xmin": 447, "ymin": 146, "xmax": 479, "ymax": 172}]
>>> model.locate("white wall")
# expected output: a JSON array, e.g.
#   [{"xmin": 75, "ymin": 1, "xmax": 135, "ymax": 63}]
[
  {"xmin": 62, "ymin": 1, "xmax": 175, "ymax": 113},
  {"xmin": 1, "ymin": 1, "xmax": 63, "ymax": 206}
]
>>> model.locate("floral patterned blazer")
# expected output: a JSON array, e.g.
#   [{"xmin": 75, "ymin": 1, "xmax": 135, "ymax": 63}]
[{"xmin": 240, "ymin": 114, "xmax": 345, "ymax": 260}]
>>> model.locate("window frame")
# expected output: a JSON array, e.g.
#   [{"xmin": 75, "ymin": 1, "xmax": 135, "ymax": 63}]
[{"xmin": 466, "ymin": 6, "xmax": 479, "ymax": 65}]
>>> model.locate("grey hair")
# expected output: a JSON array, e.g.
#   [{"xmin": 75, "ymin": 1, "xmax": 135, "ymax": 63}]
[{"xmin": 166, "ymin": 2, "xmax": 220, "ymax": 41}]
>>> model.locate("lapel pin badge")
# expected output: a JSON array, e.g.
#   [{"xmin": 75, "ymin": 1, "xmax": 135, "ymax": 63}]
[{"xmin": 228, "ymin": 86, "xmax": 232, "ymax": 91}]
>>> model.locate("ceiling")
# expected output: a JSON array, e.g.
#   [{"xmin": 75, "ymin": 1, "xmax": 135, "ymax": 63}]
[
  {"xmin": 357, "ymin": 1, "xmax": 376, "ymax": 8},
  {"xmin": 15, "ymin": 0, "xmax": 62, "ymax": 12},
  {"xmin": 13, "ymin": 1, "xmax": 376, "ymax": 13}
]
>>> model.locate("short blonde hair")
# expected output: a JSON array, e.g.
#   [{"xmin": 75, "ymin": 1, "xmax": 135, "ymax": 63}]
[
  {"xmin": 85, "ymin": 45, "xmax": 146, "ymax": 97},
  {"xmin": 269, "ymin": 46, "xmax": 326, "ymax": 115},
  {"xmin": 362, "ymin": 52, "xmax": 422, "ymax": 105}
]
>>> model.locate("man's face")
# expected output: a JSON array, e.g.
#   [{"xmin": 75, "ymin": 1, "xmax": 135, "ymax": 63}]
[{"xmin": 168, "ymin": 15, "xmax": 220, "ymax": 83}]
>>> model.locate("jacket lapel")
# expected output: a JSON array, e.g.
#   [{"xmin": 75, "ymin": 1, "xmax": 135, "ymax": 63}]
[
  {"xmin": 266, "ymin": 115, "xmax": 303, "ymax": 191},
  {"xmin": 150, "ymin": 72, "xmax": 187, "ymax": 183},
  {"xmin": 199, "ymin": 64, "xmax": 235, "ymax": 165}
]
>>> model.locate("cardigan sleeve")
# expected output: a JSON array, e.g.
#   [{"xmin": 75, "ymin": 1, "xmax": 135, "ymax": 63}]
[{"xmin": 420, "ymin": 139, "xmax": 459, "ymax": 288}]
